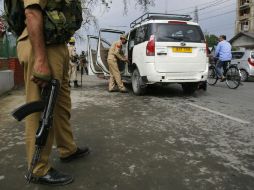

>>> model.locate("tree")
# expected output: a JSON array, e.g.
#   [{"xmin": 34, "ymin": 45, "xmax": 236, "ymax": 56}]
[
  {"xmin": 0, "ymin": 11, "xmax": 6, "ymax": 36},
  {"xmin": 205, "ymin": 34, "xmax": 218, "ymax": 47},
  {"xmin": 76, "ymin": 0, "xmax": 155, "ymax": 41},
  {"xmin": 82, "ymin": 0, "xmax": 155, "ymax": 24},
  {"xmin": 125, "ymin": 0, "xmax": 155, "ymax": 13}
]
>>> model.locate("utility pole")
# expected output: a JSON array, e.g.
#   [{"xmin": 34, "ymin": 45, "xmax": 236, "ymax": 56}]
[
  {"xmin": 194, "ymin": 6, "xmax": 199, "ymax": 23},
  {"xmin": 165, "ymin": 0, "xmax": 168, "ymax": 14}
]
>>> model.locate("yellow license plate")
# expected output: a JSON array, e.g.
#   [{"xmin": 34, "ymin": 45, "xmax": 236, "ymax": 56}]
[{"xmin": 172, "ymin": 47, "xmax": 192, "ymax": 53}]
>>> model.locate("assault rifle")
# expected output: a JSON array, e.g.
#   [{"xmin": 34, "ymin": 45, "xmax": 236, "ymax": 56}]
[{"xmin": 12, "ymin": 79, "xmax": 60, "ymax": 183}]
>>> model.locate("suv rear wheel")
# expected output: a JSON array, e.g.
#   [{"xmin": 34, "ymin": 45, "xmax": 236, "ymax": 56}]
[
  {"xmin": 182, "ymin": 83, "xmax": 198, "ymax": 95},
  {"xmin": 132, "ymin": 69, "xmax": 146, "ymax": 95}
]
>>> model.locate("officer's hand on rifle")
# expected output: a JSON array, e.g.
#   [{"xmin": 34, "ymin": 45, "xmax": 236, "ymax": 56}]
[{"xmin": 31, "ymin": 58, "xmax": 51, "ymax": 88}]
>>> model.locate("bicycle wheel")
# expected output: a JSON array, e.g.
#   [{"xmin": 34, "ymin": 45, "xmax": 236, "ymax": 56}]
[
  {"xmin": 225, "ymin": 66, "xmax": 241, "ymax": 89},
  {"xmin": 207, "ymin": 66, "xmax": 218, "ymax": 85}
]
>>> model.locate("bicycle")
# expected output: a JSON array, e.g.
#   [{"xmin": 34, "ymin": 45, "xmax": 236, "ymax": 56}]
[{"xmin": 207, "ymin": 60, "xmax": 241, "ymax": 89}]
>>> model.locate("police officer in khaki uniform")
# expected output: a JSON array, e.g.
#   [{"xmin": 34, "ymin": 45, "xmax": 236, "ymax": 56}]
[
  {"xmin": 16, "ymin": 0, "xmax": 89, "ymax": 186},
  {"xmin": 107, "ymin": 34, "xmax": 129, "ymax": 93},
  {"xmin": 68, "ymin": 37, "xmax": 80, "ymax": 88},
  {"xmin": 80, "ymin": 51, "xmax": 88, "ymax": 75}
]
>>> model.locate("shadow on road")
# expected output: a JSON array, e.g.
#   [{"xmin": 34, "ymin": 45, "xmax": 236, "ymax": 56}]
[{"xmin": 126, "ymin": 83, "xmax": 207, "ymax": 98}]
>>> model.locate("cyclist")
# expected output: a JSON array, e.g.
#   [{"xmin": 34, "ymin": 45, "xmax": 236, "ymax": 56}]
[{"xmin": 215, "ymin": 35, "xmax": 232, "ymax": 81}]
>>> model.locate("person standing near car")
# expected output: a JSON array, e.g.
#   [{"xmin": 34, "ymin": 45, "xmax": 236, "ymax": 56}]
[
  {"xmin": 215, "ymin": 35, "xmax": 232, "ymax": 81},
  {"xmin": 80, "ymin": 51, "xmax": 88, "ymax": 75},
  {"xmin": 107, "ymin": 34, "xmax": 129, "ymax": 93},
  {"xmin": 16, "ymin": 0, "xmax": 90, "ymax": 186},
  {"xmin": 68, "ymin": 37, "xmax": 80, "ymax": 88}
]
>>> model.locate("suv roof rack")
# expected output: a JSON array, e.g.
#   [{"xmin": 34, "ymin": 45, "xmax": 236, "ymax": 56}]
[{"xmin": 130, "ymin": 12, "xmax": 192, "ymax": 28}]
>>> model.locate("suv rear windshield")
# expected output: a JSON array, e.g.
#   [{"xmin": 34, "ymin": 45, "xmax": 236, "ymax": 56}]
[
  {"xmin": 154, "ymin": 23, "xmax": 205, "ymax": 43},
  {"xmin": 232, "ymin": 52, "xmax": 245, "ymax": 59}
]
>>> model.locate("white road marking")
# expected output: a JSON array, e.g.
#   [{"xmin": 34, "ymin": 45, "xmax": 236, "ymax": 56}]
[{"xmin": 187, "ymin": 103, "xmax": 250, "ymax": 124}]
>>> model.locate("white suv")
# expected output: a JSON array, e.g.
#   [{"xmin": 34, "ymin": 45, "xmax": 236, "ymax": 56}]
[{"xmin": 89, "ymin": 13, "xmax": 209, "ymax": 95}]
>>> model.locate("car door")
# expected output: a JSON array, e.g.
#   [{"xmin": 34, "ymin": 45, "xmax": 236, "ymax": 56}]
[
  {"xmin": 231, "ymin": 51, "xmax": 245, "ymax": 68},
  {"xmin": 97, "ymin": 28, "xmax": 126, "ymax": 76},
  {"xmin": 87, "ymin": 35, "xmax": 104, "ymax": 75}
]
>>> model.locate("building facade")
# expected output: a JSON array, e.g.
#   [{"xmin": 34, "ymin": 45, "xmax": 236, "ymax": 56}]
[{"xmin": 235, "ymin": 0, "xmax": 254, "ymax": 34}]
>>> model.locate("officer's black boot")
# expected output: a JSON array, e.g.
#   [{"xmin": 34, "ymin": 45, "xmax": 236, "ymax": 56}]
[
  {"xmin": 74, "ymin": 80, "xmax": 80, "ymax": 88},
  {"xmin": 29, "ymin": 168, "xmax": 73, "ymax": 186}
]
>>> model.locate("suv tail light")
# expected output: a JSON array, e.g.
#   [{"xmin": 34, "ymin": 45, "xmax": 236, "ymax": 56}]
[
  {"xmin": 146, "ymin": 35, "xmax": 155, "ymax": 56},
  {"xmin": 248, "ymin": 58, "xmax": 254, "ymax": 67}
]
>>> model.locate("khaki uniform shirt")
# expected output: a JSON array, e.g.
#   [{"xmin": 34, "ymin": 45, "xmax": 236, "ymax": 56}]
[
  {"xmin": 107, "ymin": 40, "xmax": 126, "ymax": 62},
  {"xmin": 68, "ymin": 45, "xmax": 76, "ymax": 58},
  {"xmin": 18, "ymin": 0, "xmax": 48, "ymax": 41}
]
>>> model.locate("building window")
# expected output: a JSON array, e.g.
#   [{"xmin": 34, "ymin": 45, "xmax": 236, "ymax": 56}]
[
  {"xmin": 240, "ymin": 0, "xmax": 250, "ymax": 6},
  {"xmin": 241, "ymin": 20, "xmax": 249, "ymax": 32},
  {"xmin": 239, "ymin": 8, "xmax": 250, "ymax": 16}
]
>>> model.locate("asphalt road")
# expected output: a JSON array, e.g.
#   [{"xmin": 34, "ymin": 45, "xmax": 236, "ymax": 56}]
[{"xmin": 0, "ymin": 75, "xmax": 253, "ymax": 190}]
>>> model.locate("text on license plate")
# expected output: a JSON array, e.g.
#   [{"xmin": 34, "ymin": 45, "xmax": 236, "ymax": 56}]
[{"xmin": 172, "ymin": 47, "xmax": 192, "ymax": 53}]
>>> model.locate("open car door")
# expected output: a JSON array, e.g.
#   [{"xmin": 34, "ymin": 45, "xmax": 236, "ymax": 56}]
[
  {"xmin": 97, "ymin": 29, "xmax": 126, "ymax": 76},
  {"xmin": 87, "ymin": 35, "xmax": 103, "ymax": 75}
]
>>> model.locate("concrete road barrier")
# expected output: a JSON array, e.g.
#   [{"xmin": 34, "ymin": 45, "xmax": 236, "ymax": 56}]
[{"xmin": 0, "ymin": 70, "xmax": 14, "ymax": 95}]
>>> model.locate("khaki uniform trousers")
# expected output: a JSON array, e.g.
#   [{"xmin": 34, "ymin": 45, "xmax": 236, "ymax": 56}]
[
  {"xmin": 108, "ymin": 59, "xmax": 125, "ymax": 91},
  {"xmin": 17, "ymin": 38, "xmax": 77, "ymax": 176},
  {"xmin": 68, "ymin": 61, "xmax": 78, "ymax": 81}
]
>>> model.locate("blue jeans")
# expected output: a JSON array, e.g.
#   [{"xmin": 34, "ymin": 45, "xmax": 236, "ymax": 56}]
[{"xmin": 215, "ymin": 60, "xmax": 230, "ymax": 78}]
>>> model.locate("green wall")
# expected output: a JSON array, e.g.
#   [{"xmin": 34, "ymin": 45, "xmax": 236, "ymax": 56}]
[{"xmin": 0, "ymin": 33, "xmax": 17, "ymax": 58}]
